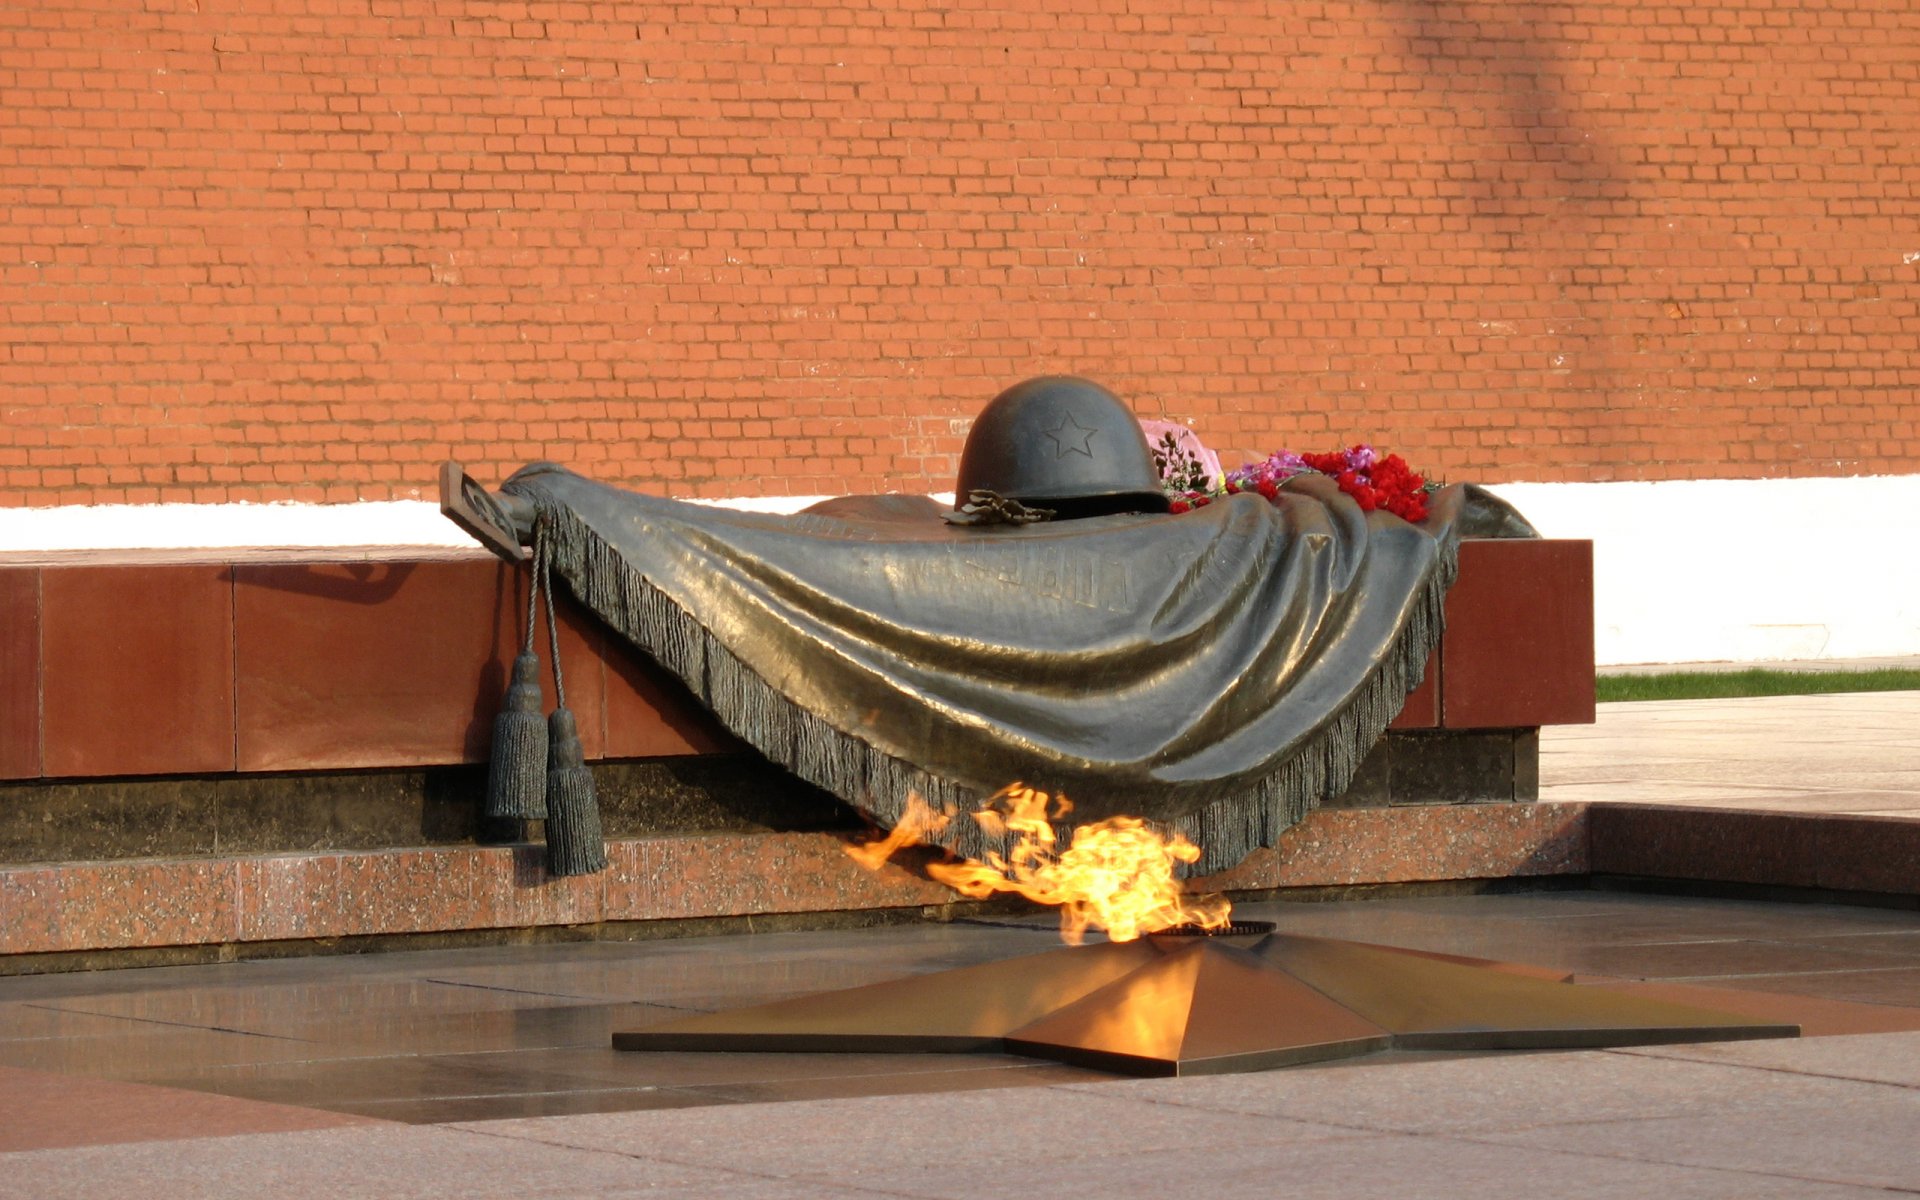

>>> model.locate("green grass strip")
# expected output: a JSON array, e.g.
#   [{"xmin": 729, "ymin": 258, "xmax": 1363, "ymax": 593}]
[{"xmin": 1597, "ymin": 668, "xmax": 1920, "ymax": 703}]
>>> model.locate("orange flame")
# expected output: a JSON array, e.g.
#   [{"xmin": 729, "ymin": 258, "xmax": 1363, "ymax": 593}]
[
  {"xmin": 845, "ymin": 784, "xmax": 1231, "ymax": 945},
  {"xmin": 843, "ymin": 794, "xmax": 950, "ymax": 871}
]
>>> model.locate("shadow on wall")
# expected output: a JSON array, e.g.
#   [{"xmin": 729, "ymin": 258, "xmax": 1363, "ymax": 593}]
[
  {"xmin": 1380, "ymin": 0, "xmax": 1638, "ymax": 223},
  {"xmin": 1379, "ymin": 0, "xmax": 1653, "ymax": 469}
]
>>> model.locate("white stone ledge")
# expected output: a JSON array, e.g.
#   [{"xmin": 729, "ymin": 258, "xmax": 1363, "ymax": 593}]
[{"xmin": 5, "ymin": 476, "xmax": 1915, "ymax": 667}]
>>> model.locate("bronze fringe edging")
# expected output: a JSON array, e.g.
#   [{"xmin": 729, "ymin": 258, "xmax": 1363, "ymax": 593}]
[
  {"xmin": 510, "ymin": 484, "xmax": 1457, "ymax": 877},
  {"xmin": 1172, "ymin": 536, "xmax": 1457, "ymax": 874}
]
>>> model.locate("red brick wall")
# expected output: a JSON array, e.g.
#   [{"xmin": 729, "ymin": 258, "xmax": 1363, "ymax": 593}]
[{"xmin": 3, "ymin": 0, "xmax": 1917, "ymax": 506}]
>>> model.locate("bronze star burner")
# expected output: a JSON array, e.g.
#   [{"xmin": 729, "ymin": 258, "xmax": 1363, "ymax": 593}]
[{"xmin": 612, "ymin": 931, "xmax": 1799, "ymax": 1077}]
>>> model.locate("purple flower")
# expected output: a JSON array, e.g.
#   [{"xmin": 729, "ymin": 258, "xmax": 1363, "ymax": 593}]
[{"xmin": 1226, "ymin": 450, "xmax": 1312, "ymax": 492}]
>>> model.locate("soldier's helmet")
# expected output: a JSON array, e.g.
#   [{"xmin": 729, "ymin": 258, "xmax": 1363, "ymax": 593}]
[{"xmin": 954, "ymin": 376, "xmax": 1171, "ymax": 519}]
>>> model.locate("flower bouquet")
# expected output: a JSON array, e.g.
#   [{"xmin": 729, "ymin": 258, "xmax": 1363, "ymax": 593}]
[{"xmin": 1144, "ymin": 424, "xmax": 1436, "ymax": 523}]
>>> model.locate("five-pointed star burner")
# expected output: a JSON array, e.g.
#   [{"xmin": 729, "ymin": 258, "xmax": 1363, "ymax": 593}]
[{"xmin": 612, "ymin": 932, "xmax": 1799, "ymax": 1077}]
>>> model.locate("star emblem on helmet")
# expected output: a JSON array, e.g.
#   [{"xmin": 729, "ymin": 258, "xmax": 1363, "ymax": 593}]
[{"xmin": 1043, "ymin": 412, "xmax": 1098, "ymax": 459}]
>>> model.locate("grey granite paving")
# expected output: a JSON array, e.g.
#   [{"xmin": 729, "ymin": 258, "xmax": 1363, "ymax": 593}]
[
  {"xmin": 1544, "ymin": 690, "xmax": 1920, "ymax": 816},
  {"xmin": 7, "ymin": 689, "xmax": 1920, "ymax": 1195}
]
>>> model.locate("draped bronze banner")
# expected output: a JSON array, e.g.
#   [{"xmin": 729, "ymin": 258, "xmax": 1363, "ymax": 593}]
[{"xmin": 504, "ymin": 464, "xmax": 1532, "ymax": 874}]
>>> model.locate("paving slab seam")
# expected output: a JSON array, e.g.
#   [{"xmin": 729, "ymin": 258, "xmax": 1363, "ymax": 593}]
[
  {"xmin": 441, "ymin": 1120, "xmax": 934, "ymax": 1198},
  {"xmin": 1664, "ymin": 963, "xmax": 1920, "ymax": 982},
  {"xmin": 1605, "ymin": 1046, "xmax": 1920, "ymax": 1093},
  {"xmin": 413, "ymin": 976, "xmax": 723, "ymax": 1014},
  {"xmin": 1430, "ymin": 1129, "xmax": 1920, "ymax": 1197},
  {"xmin": 18, "ymin": 1000, "xmax": 323, "ymax": 1043},
  {"xmin": 1045, "ymin": 1080, "xmax": 1519, "ymax": 1142},
  {"xmin": 346, "ymin": 1085, "xmax": 717, "ymax": 1111},
  {"xmin": 418, "ymin": 976, "xmax": 608, "ymax": 1001},
  {"xmin": 1048, "ymin": 1079, "xmax": 1768, "ymax": 1142}
]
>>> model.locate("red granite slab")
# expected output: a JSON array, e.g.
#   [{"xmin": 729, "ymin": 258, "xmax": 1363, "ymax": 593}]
[
  {"xmin": 482, "ymin": 847, "xmax": 607, "ymax": 929},
  {"xmin": 40, "ymin": 565, "xmax": 236, "ymax": 778},
  {"xmin": 602, "ymin": 647, "xmax": 740, "ymax": 759},
  {"xmin": 1587, "ymin": 805, "xmax": 1820, "ymax": 889},
  {"xmin": 3, "ymin": 802, "xmax": 1603, "ymax": 955},
  {"xmin": 1441, "ymin": 539, "xmax": 1595, "ymax": 729},
  {"xmin": 0, "ymin": 866, "xmax": 62, "ymax": 955},
  {"xmin": 233, "ymin": 559, "xmax": 605, "ymax": 771},
  {"xmin": 1813, "ymin": 815, "xmax": 1920, "ymax": 896},
  {"xmin": 235, "ymin": 853, "xmax": 346, "ymax": 942},
  {"xmin": 611, "ymin": 832, "xmax": 956, "ymax": 921},
  {"xmin": 550, "ymin": 597, "xmax": 611, "ymax": 760},
  {"xmin": 1387, "ymin": 647, "xmax": 1439, "ymax": 730},
  {"xmin": 1194, "ymin": 802, "xmax": 1590, "ymax": 892},
  {"xmin": 0, "ymin": 568, "xmax": 41, "ymax": 779},
  {"xmin": 238, "ymin": 844, "xmax": 607, "ymax": 942},
  {"xmin": 337, "ymin": 847, "xmax": 490, "ymax": 936},
  {"xmin": 239, "ymin": 850, "xmax": 484, "ymax": 942},
  {"xmin": 51, "ymin": 859, "xmax": 239, "ymax": 952},
  {"xmin": 13, "ymin": 535, "xmax": 1597, "ymax": 782}
]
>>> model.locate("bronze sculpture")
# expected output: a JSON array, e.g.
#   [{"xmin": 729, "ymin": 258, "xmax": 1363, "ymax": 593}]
[{"xmin": 444, "ymin": 377, "xmax": 1533, "ymax": 875}]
